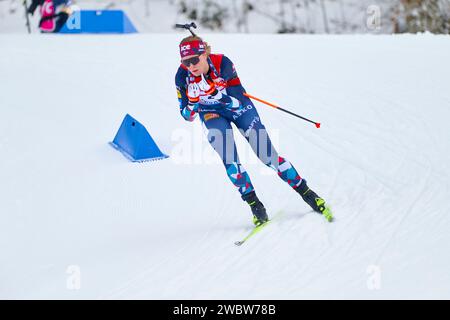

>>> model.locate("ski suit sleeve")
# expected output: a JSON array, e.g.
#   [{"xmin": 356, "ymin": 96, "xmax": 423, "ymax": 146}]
[
  {"xmin": 28, "ymin": 0, "xmax": 44, "ymax": 15},
  {"xmin": 219, "ymin": 55, "xmax": 255, "ymax": 109}
]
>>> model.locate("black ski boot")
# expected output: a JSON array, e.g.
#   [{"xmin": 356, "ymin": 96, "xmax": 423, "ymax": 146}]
[
  {"xmin": 295, "ymin": 179, "xmax": 333, "ymax": 222},
  {"xmin": 242, "ymin": 191, "xmax": 269, "ymax": 226}
]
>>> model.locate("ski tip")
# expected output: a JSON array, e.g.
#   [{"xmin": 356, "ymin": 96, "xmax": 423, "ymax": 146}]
[{"xmin": 234, "ymin": 241, "xmax": 244, "ymax": 246}]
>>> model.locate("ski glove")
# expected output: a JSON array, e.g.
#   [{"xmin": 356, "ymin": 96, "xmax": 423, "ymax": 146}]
[
  {"xmin": 181, "ymin": 102, "xmax": 199, "ymax": 122},
  {"xmin": 198, "ymin": 74, "xmax": 223, "ymax": 101}
]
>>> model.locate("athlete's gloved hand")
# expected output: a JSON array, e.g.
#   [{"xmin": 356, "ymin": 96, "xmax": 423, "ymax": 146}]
[
  {"xmin": 226, "ymin": 97, "xmax": 244, "ymax": 111},
  {"xmin": 197, "ymin": 74, "xmax": 216, "ymax": 95},
  {"xmin": 186, "ymin": 82, "xmax": 200, "ymax": 104},
  {"xmin": 181, "ymin": 102, "xmax": 199, "ymax": 122},
  {"xmin": 198, "ymin": 74, "xmax": 222, "ymax": 100}
]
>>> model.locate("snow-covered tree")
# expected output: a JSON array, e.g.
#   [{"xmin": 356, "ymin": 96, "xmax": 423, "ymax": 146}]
[{"xmin": 392, "ymin": 0, "xmax": 449, "ymax": 33}]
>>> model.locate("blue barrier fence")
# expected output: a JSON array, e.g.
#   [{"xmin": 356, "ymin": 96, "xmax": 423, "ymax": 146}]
[{"xmin": 60, "ymin": 10, "xmax": 137, "ymax": 34}]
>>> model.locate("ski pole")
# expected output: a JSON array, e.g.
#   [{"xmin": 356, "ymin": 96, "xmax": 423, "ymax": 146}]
[
  {"xmin": 23, "ymin": 0, "xmax": 31, "ymax": 34},
  {"xmin": 243, "ymin": 92, "xmax": 321, "ymax": 128}
]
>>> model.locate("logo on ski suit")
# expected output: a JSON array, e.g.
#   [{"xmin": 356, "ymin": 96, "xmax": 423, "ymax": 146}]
[{"xmin": 232, "ymin": 104, "xmax": 253, "ymax": 120}]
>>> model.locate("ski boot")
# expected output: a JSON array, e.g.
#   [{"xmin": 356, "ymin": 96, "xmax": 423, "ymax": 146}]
[
  {"xmin": 242, "ymin": 191, "xmax": 269, "ymax": 226},
  {"xmin": 295, "ymin": 179, "xmax": 333, "ymax": 222}
]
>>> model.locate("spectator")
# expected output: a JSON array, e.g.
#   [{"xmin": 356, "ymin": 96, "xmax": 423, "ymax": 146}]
[{"xmin": 28, "ymin": 0, "xmax": 72, "ymax": 33}]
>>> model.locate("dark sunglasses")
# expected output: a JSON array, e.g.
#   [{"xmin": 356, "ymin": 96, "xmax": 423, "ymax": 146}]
[{"xmin": 181, "ymin": 56, "xmax": 200, "ymax": 67}]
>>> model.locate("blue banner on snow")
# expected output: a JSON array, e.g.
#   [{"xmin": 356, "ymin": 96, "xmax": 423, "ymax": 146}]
[{"xmin": 60, "ymin": 10, "xmax": 138, "ymax": 34}]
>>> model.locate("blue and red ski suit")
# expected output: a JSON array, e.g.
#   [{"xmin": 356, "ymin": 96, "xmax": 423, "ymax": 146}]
[{"xmin": 175, "ymin": 54, "xmax": 303, "ymax": 200}]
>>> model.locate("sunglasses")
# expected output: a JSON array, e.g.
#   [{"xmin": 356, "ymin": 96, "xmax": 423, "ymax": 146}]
[{"xmin": 181, "ymin": 56, "xmax": 201, "ymax": 67}]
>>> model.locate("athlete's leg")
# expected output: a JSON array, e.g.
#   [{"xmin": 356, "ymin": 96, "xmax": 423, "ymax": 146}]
[
  {"xmin": 233, "ymin": 106, "xmax": 303, "ymax": 189},
  {"xmin": 232, "ymin": 106, "xmax": 333, "ymax": 221},
  {"xmin": 200, "ymin": 111, "xmax": 269, "ymax": 224},
  {"xmin": 200, "ymin": 112, "xmax": 254, "ymax": 197}
]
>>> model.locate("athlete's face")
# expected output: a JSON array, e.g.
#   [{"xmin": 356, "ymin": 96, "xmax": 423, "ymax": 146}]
[{"xmin": 181, "ymin": 53, "xmax": 209, "ymax": 77}]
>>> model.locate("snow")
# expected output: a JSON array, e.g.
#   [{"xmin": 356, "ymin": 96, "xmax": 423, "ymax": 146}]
[{"xmin": 0, "ymin": 33, "xmax": 450, "ymax": 299}]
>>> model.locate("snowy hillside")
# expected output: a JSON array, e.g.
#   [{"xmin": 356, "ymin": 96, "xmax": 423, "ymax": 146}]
[{"xmin": 0, "ymin": 33, "xmax": 450, "ymax": 299}]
